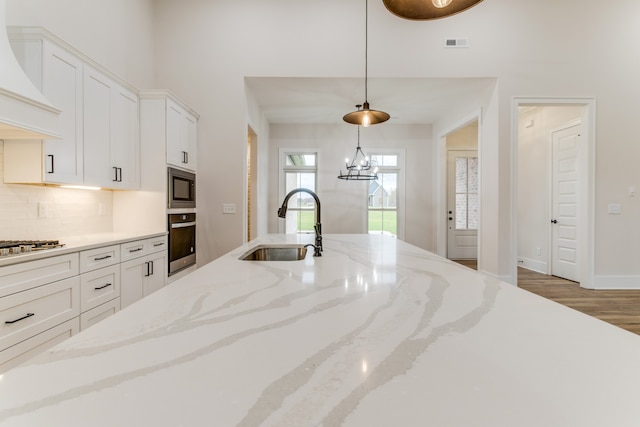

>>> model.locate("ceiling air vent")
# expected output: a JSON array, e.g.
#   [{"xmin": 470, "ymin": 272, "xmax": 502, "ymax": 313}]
[{"xmin": 445, "ymin": 38, "xmax": 469, "ymax": 48}]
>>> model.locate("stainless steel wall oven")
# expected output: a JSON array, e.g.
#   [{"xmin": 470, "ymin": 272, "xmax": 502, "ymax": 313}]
[{"xmin": 168, "ymin": 213, "xmax": 196, "ymax": 275}]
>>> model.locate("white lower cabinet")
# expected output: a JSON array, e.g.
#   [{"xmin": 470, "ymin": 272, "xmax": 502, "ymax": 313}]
[
  {"xmin": 121, "ymin": 252, "xmax": 166, "ymax": 309},
  {"xmin": 0, "ymin": 270, "xmax": 80, "ymax": 373},
  {"xmin": 0, "ymin": 234, "xmax": 166, "ymax": 373},
  {"xmin": 0, "ymin": 318, "xmax": 79, "ymax": 374},
  {"xmin": 79, "ymin": 264, "xmax": 120, "ymax": 331},
  {"xmin": 80, "ymin": 298, "xmax": 120, "ymax": 331}
]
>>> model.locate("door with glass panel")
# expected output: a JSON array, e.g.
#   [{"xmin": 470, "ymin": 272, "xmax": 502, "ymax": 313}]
[{"xmin": 447, "ymin": 151, "xmax": 478, "ymax": 259}]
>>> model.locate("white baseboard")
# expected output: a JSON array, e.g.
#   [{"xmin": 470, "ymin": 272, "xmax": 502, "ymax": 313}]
[
  {"xmin": 517, "ymin": 257, "xmax": 547, "ymax": 274},
  {"xmin": 592, "ymin": 275, "xmax": 640, "ymax": 290}
]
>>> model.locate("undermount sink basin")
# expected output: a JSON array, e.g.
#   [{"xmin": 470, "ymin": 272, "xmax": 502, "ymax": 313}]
[{"xmin": 240, "ymin": 245, "xmax": 307, "ymax": 261}]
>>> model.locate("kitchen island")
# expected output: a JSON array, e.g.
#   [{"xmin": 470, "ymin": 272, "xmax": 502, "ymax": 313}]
[{"xmin": 1, "ymin": 234, "xmax": 639, "ymax": 426}]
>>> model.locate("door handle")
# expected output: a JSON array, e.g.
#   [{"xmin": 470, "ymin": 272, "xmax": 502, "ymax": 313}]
[{"xmin": 551, "ymin": 219, "xmax": 558, "ymax": 224}]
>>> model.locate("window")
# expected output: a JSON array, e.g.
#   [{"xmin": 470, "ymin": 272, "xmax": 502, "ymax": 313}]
[
  {"xmin": 281, "ymin": 151, "xmax": 317, "ymax": 234},
  {"xmin": 455, "ymin": 156, "xmax": 478, "ymax": 230},
  {"xmin": 368, "ymin": 153, "xmax": 400, "ymax": 237}
]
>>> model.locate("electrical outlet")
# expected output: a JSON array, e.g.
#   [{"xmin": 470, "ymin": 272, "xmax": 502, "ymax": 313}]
[
  {"xmin": 223, "ymin": 204, "xmax": 236, "ymax": 214},
  {"xmin": 38, "ymin": 201, "xmax": 49, "ymax": 218}
]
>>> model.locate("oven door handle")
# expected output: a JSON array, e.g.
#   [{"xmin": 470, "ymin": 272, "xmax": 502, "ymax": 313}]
[{"xmin": 171, "ymin": 221, "xmax": 196, "ymax": 229}]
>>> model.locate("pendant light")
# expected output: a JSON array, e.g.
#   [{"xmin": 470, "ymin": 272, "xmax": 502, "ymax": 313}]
[
  {"xmin": 338, "ymin": 124, "xmax": 378, "ymax": 181},
  {"xmin": 343, "ymin": 0, "xmax": 390, "ymax": 127},
  {"xmin": 383, "ymin": 0, "xmax": 484, "ymax": 20}
]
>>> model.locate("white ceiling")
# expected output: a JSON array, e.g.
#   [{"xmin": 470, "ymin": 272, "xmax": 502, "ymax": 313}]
[{"xmin": 245, "ymin": 77, "xmax": 495, "ymax": 125}]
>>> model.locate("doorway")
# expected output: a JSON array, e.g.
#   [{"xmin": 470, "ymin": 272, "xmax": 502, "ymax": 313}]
[
  {"xmin": 514, "ymin": 100, "xmax": 595, "ymax": 288},
  {"xmin": 444, "ymin": 122, "xmax": 479, "ymax": 261}
]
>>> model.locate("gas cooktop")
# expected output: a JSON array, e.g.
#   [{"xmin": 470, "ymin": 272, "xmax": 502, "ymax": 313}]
[{"xmin": 0, "ymin": 240, "xmax": 64, "ymax": 256}]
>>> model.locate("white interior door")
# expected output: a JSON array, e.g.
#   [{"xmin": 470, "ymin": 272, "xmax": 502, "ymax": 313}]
[
  {"xmin": 551, "ymin": 124, "xmax": 580, "ymax": 282},
  {"xmin": 447, "ymin": 150, "xmax": 478, "ymax": 259}
]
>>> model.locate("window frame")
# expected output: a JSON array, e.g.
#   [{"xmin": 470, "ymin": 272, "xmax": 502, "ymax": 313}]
[
  {"xmin": 278, "ymin": 148, "xmax": 321, "ymax": 234},
  {"xmin": 365, "ymin": 149, "xmax": 405, "ymax": 239}
]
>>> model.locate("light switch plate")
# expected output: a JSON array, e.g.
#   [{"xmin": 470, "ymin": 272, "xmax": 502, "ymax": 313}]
[
  {"xmin": 607, "ymin": 203, "xmax": 622, "ymax": 214},
  {"xmin": 223, "ymin": 203, "xmax": 236, "ymax": 214}
]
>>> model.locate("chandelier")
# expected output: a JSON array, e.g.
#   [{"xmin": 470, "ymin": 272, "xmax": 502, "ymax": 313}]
[
  {"xmin": 338, "ymin": 124, "xmax": 378, "ymax": 181},
  {"xmin": 343, "ymin": 0, "xmax": 390, "ymax": 127}
]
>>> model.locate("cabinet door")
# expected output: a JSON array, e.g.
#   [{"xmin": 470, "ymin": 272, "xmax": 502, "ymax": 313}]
[
  {"xmin": 111, "ymin": 86, "xmax": 140, "ymax": 189},
  {"xmin": 83, "ymin": 66, "xmax": 113, "ymax": 187},
  {"xmin": 120, "ymin": 257, "xmax": 144, "ymax": 309},
  {"xmin": 120, "ymin": 252, "xmax": 167, "ymax": 309},
  {"xmin": 143, "ymin": 253, "xmax": 166, "ymax": 297},
  {"xmin": 183, "ymin": 112, "xmax": 197, "ymax": 172},
  {"xmin": 166, "ymin": 99, "xmax": 185, "ymax": 168},
  {"xmin": 42, "ymin": 42, "xmax": 84, "ymax": 184}
]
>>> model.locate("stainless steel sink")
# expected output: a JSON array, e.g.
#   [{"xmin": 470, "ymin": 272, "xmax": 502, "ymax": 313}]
[{"xmin": 240, "ymin": 245, "xmax": 307, "ymax": 261}]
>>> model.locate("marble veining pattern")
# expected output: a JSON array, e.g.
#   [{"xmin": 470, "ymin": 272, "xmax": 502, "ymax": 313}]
[{"xmin": 1, "ymin": 235, "xmax": 640, "ymax": 426}]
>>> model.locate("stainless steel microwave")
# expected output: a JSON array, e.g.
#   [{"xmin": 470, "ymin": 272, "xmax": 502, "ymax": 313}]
[{"xmin": 168, "ymin": 167, "xmax": 196, "ymax": 209}]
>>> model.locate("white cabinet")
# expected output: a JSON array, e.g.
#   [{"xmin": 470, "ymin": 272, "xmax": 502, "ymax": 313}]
[
  {"xmin": 0, "ymin": 255, "xmax": 81, "ymax": 373},
  {"xmin": 4, "ymin": 29, "xmax": 139, "ymax": 190},
  {"xmin": 0, "ymin": 235, "xmax": 165, "ymax": 372},
  {"xmin": 84, "ymin": 66, "xmax": 140, "ymax": 189},
  {"xmin": 166, "ymin": 98, "xmax": 198, "ymax": 172},
  {"xmin": 4, "ymin": 39, "xmax": 84, "ymax": 185},
  {"xmin": 120, "ymin": 236, "xmax": 167, "ymax": 309}
]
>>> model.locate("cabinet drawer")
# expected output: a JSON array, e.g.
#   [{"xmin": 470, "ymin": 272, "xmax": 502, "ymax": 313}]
[
  {"xmin": 120, "ymin": 236, "xmax": 167, "ymax": 262},
  {"xmin": 0, "ymin": 276, "xmax": 80, "ymax": 351},
  {"xmin": 80, "ymin": 298, "xmax": 119, "ymax": 331},
  {"xmin": 80, "ymin": 245, "xmax": 120, "ymax": 272},
  {"xmin": 0, "ymin": 254, "xmax": 79, "ymax": 298},
  {"xmin": 0, "ymin": 317, "xmax": 79, "ymax": 374},
  {"xmin": 80, "ymin": 264, "xmax": 120, "ymax": 312}
]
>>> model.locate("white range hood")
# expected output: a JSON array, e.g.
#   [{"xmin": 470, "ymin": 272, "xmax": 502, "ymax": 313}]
[{"xmin": 0, "ymin": 0, "xmax": 60, "ymax": 139}]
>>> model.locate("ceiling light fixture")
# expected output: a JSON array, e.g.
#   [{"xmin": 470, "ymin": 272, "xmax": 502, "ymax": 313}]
[
  {"xmin": 383, "ymin": 0, "xmax": 484, "ymax": 20},
  {"xmin": 343, "ymin": 0, "xmax": 390, "ymax": 127},
  {"xmin": 338, "ymin": 123, "xmax": 378, "ymax": 181},
  {"xmin": 432, "ymin": 0, "xmax": 453, "ymax": 7}
]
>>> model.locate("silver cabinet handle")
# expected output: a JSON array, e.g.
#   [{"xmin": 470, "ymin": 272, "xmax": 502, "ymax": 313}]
[{"xmin": 171, "ymin": 221, "xmax": 196, "ymax": 229}]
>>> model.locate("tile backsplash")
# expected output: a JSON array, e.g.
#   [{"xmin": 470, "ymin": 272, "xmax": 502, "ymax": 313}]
[{"xmin": 0, "ymin": 142, "xmax": 113, "ymax": 239}]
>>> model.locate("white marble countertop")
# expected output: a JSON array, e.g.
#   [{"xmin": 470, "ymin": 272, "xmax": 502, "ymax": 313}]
[
  {"xmin": 0, "ymin": 231, "xmax": 167, "ymax": 267},
  {"xmin": 1, "ymin": 234, "xmax": 640, "ymax": 426}
]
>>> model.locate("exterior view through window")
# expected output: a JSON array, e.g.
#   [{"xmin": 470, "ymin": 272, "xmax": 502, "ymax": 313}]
[
  {"xmin": 368, "ymin": 154, "xmax": 398, "ymax": 236},
  {"xmin": 283, "ymin": 153, "xmax": 317, "ymax": 234},
  {"xmin": 455, "ymin": 156, "xmax": 479, "ymax": 230}
]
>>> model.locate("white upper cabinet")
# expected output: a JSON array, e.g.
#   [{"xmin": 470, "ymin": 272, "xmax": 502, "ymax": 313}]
[
  {"xmin": 4, "ymin": 39, "xmax": 84, "ymax": 185},
  {"xmin": 111, "ymin": 87, "xmax": 140, "ymax": 189},
  {"xmin": 166, "ymin": 98, "xmax": 197, "ymax": 172},
  {"xmin": 4, "ymin": 29, "xmax": 140, "ymax": 190},
  {"xmin": 84, "ymin": 66, "xmax": 140, "ymax": 189},
  {"xmin": 83, "ymin": 66, "xmax": 112, "ymax": 187}
]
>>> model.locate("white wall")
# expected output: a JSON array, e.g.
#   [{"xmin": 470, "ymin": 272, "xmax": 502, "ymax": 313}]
[{"xmin": 6, "ymin": 0, "xmax": 156, "ymax": 90}]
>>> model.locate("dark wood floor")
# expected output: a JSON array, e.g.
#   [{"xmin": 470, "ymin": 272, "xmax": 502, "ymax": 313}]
[{"xmin": 453, "ymin": 260, "xmax": 640, "ymax": 336}]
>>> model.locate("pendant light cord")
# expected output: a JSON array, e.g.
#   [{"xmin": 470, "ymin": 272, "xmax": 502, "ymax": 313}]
[{"xmin": 364, "ymin": 0, "xmax": 368, "ymax": 103}]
